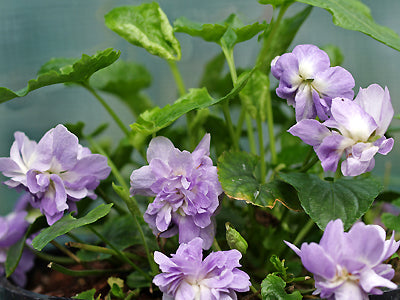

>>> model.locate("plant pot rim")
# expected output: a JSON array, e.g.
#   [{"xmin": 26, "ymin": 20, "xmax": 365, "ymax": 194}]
[{"xmin": 0, "ymin": 276, "xmax": 71, "ymax": 300}]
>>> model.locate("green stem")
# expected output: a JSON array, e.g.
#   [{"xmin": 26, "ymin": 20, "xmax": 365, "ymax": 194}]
[
  {"xmin": 293, "ymin": 218, "xmax": 315, "ymax": 246},
  {"xmin": 265, "ymin": 88, "xmax": 277, "ymax": 166},
  {"xmin": 97, "ymin": 187, "xmax": 128, "ymax": 215},
  {"xmin": 221, "ymin": 45, "xmax": 240, "ymax": 150},
  {"xmin": 32, "ymin": 249, "xmax": 75, "ymax": 264},
  {"xmin": 256, "ymin": 116, "xmax": 266, "ymax": 183},
  {"xmin": 82, "ymin": 83, "xmax": 131, "ymax": 138},
  {"xmin": 50, "ymin": 240, "xmax": 81, "ymax": 264},
  {"xmin": 299, "ymin": 155, "xmax": 319, "ymax": 173},
  {"xmin": 256, "ymin": 3, "xmax": 290, "ymax": 72},
  {"xmin": 245, "ymin": 114, "xmax": 257, "ymax": 155},
  {"xmin": 167, "ymin": 60, "xmax": 186, "ymax": 96},
  {"xmin": 212, "ymin": 238, "xmax": 222, "ymax": 252},
  {"xmin": 89, "ymin": 226, "xmax": 152, "ymax": 281},
  {"xmin": 48, "ymin": 262, "xmax": 125, "ymax": 277},
  {"xmin": 66, "ymin": 242, "xmax": 141, "ymax": 261}
]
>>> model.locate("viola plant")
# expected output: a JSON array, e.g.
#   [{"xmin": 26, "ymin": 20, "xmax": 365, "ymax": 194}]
[{"xmin": 0, "ymin": 0, "xmax": 400, "ymax": 300}]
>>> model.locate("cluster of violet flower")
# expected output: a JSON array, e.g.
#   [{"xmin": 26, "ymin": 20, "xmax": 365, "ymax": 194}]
[
  {"xmin": 130, "ymin": 134, "xmax": 252, "ymax": 299},
  {"xmin": 271, "ymin": 44, "xmax": 394, "ymax": 176}
]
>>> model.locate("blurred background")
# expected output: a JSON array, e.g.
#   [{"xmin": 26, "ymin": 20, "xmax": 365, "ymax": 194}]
[{"xmin": 0, "ymin": 0, "xmax": 399, "ymax": 214}]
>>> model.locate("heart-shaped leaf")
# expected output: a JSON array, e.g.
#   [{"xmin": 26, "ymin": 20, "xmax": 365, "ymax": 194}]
[
  {"xmin": 261, "ymin": 274, "xmax": 302, "ymax": 300},
  {"xmin": 105, "ymin": 3, "xmax": 181, "ymax": 60},
  {"xmin": 279, "ymin": 173, "xmax": 382, "ymax": 229},
  {"xmin": 218, "ymin": 151, "xmax": 302, "ymax": 210},
  {"xmin": 0, "ymin": 48, "xmax": 120, "ymax": 103}
]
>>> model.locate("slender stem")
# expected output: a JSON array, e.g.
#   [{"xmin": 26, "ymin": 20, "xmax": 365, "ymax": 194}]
[
  {"xmin": 212, "ymin": 238, "xmax": 222, "ymax": 252},
  {"xmin": 299, "ymin": 155, "xmax": 319, "ymax": 173},
  {"xmin": 256, "ymin": 4, "xmax": 290, "ymax": 71},
  {"xmin": 50, "ymin": 240, "xmax": 81, "ymax": 264},
  {"xmin": 82, "ymin": 83, "xmax": 131, "ymax": 138},
  {"xmin": 293, "ymin": 218, "xmax": 315, "ymax": 246},
  {"xmin": 167, "ymin": 60, "xmax": 186, "ymax": 97},
  {"xmin": 265, "ymin": 88, "xmax": 277, "ymax": 165},
  {"xmin": 31, "ymin": 249, "xmax": 75, "ymax": 264},
  {"xmin": 221, "ymin": 45, "xmax": 240, "ymax": 150},
  {"xmin": 245, "ymin": 114, "xmax": 257, "ymax": 155},
  {"xmin": 256, "ymin": 116, "xmax": 266, "ymax": 182},
  {"xmin": 97, "ymin": 187, "xmax": 128, "ymax": 215},
  {"xmin": 66, "ymin": 242, "xmax": 141, "ymax": 261},
  {"xmin": 48, "ymin": 262, "xmax": 125, "ymax": 277},
  {"xmin": 89, "ymin": 226, "xmax": 152, "ymax": 281},
  {"xmin": 87, "ymin": 136, "xmax": 129, "ymax": 191}
]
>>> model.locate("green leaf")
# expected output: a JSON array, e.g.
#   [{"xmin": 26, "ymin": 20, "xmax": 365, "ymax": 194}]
[
  {"xmin": 259, "ymin": 0, "xmax": 295, "ymax": 6},
  {"xmin": 225, "ymin": 222, "xmax": 248, "ymax": 254},
  {"xmin": 72, "ymin": 288, "xmax": 98, "ymax": 300},
  {"xmin": 174, "ymin": 14, "xmax": 266, "ymax": 45},
  {"xmin": 261, "ymin": 274, "xmax": 302, "ymax": 300},
  {"xmin": 31, "ymin": 204, "xmax": 113, "ymax": 251},
  {"xmin": 239, "ymin": 69, "xmax": 269, "ymax": 121},
  {"xmin": 101, "ymin": 215, "xmax": 142, "ymax": 250},
  {"xmin": 295, "ymin": 0, "xmax": 400, "ymax": 52},
  {"xmin": 5, "ymin": 216, "xmax": 47, "ymax": 277},
  {"xmin": 218, "ymin": 151, "xmax": 301, "ymax": 210},
  {"xmin": 105, "ymin": 3, "xmax": 181, "ymax": 60},
  {"xmin": 270, "ymin": 255, "xmax": 288, "ymax": 280},
  {"xmin": 0, "ymin": 48, "xmax": 120, "ymax": 103},
  {"xmin": 130, "ymin": 70, "xmax": 253, "ymax": 148},
  {"xmin": 279, "ymin": 173, "xmax": 382, "ymax": 230},
  {"xmin": 259, "ymin": 5, "xmax": 312, "ymax": 73}
]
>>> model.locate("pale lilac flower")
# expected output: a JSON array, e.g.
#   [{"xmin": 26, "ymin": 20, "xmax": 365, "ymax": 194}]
[
  {"xmin": 0, "ymin": 124, "xmax": 111, "ymax": 225},
  {"xmin": 271, "ymin": 44, "xmax": 355, "ymax": 121},
  {"xmin": 153, "ymin": 237, "xmax": 251, "ymax": 300},
  {"xmin": 0, "ymin": 211, "xmax": 34, "ymax": 287},
  {"xmin": 285, "ymin": 219, "xmax": 399, "ymax": 299},
  {"xmin": 289, "ymin": 84, "xmax": 394, "ymax": 176},
  {"xmin": 130, "ymin": 134, "xmax": 222, "ymax": 250}
]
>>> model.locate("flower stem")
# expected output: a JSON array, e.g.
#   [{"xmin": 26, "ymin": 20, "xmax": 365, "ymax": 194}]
[
  {"xmin": 256, "ymin": 116, "xmax": 266, "ymax": 183},
  {"xmin": 293, "ymin": 218, "xmax": 315, "ymax": 246},
  {"xmin": 82, "ymin": 83, "xmax": 131, "ymax": 139},
  {"xmin": 265, "ymin": 88, "xmax": 277, "ymax": 166},
  {"xmin": 48, "ymin": 262, "xmax": 125, "ymax": 277},
  {"xmin": 167, "ymin": 60, "xmax": 186, "ymax": 97},
  {"xmin": 50, "ymin": 240, "xmax": 81, "ymax": 264},
  {"xmin": 221, "ymin": 45, "xmax": 240, "ymax": 150},
  {"xmin": 245, "ymin": 114, "xmax": 257, "ymax": 155}
]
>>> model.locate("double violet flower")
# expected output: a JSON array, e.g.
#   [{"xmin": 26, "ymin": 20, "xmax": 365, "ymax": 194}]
[
  {"xmin": 271, "ymin": 44, "xmax": 355, "ymax": 121},
  {"xmin": 0, "ymin": 124, "xmax": 111, "ymax": 225},
  {"xmin": 289, "ymin": 84, "xmax": 394, "ymax": 176},
  {"xmin": 130, "ymin": 134, "xmax": 222, "ymax": 249},
  {"xmin": 285, "ymin": 219, "xmax": 400, "ymax": 299},
  {"xmin": 273, "ymin": 44, "xmax": 394, "ymax": 176},
  {"xmin": 153, "ymin": 237, "xmax": 251, "ymax": 300}
]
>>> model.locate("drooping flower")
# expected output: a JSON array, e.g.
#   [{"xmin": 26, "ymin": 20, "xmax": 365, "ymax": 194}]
[
  {"xmin": 0, "ymin": 124, "xmax": 111, "ymax": 225},
  {"xmin": 285, "ymin": 219, "xmax": 400, "ymax": 299},
  {"xmin": 153, "ymin": 237, "xmax": 251, "ymax": 300},
  {"xmin": 0, "ymin": 211, "xmax": 35, "ymax": 287},
  {"xmin": 130, "ymin": 134, "xmax": 222, "ymax": 249},
  {"xmin": 271, "ymin": 44, "xmax": 355, "ymax": 121},
  {"xmin": 288, "ymin": 84, "xmax": 394, "ymax": 176}
]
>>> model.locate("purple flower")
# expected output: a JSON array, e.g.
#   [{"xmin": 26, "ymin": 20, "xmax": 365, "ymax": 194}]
[
  {"xmin": 0, "ymin": 124, "xmax": 111, "ymax": 225},
  {"xmin": 289, "ymin": 84, "xmax": 394, "ymax": 176},
  {"xmin": 0, "ymin": 211, "xmax": 34, "ymax": 287},
  {"xmin": 130, "ymin": 134, "xmax": 222, "ymax": 249},
  {"xmin": 285, "ymin": 219, "xmax": 399, "ymax": 299},
  {"xmin": 153, "ymin": 237, "xmax": 251, "ymax": 300},
  {"xmin": 271, "ymin": 44, "xmax": 355, "ymax": 121}
]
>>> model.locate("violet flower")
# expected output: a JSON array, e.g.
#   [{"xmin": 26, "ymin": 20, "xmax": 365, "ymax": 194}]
[
  {"xmin": 153, "ymin": 237, "xmax": 251, "ymax": 300},
  {"xmin": 285, "ymin": 219, "xmax": 399, "ymax": 299},
  {"xmin": 0, "ymin": 124, "xmax": 111, "ymax": 225},
  {"xmin": 0, "ymin": 211, "xmax": 34, "ymax": 287},
  {"xmin": 289, "ymin": 84, "xmax": 394, "ymax": 176},
  {"xmin": 271, "ymin": 44, "xmax": 355, "ymax": 121},
  {"xmin": 130, "ymin": 134, "xmax": 222, "ymax": 250}
]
